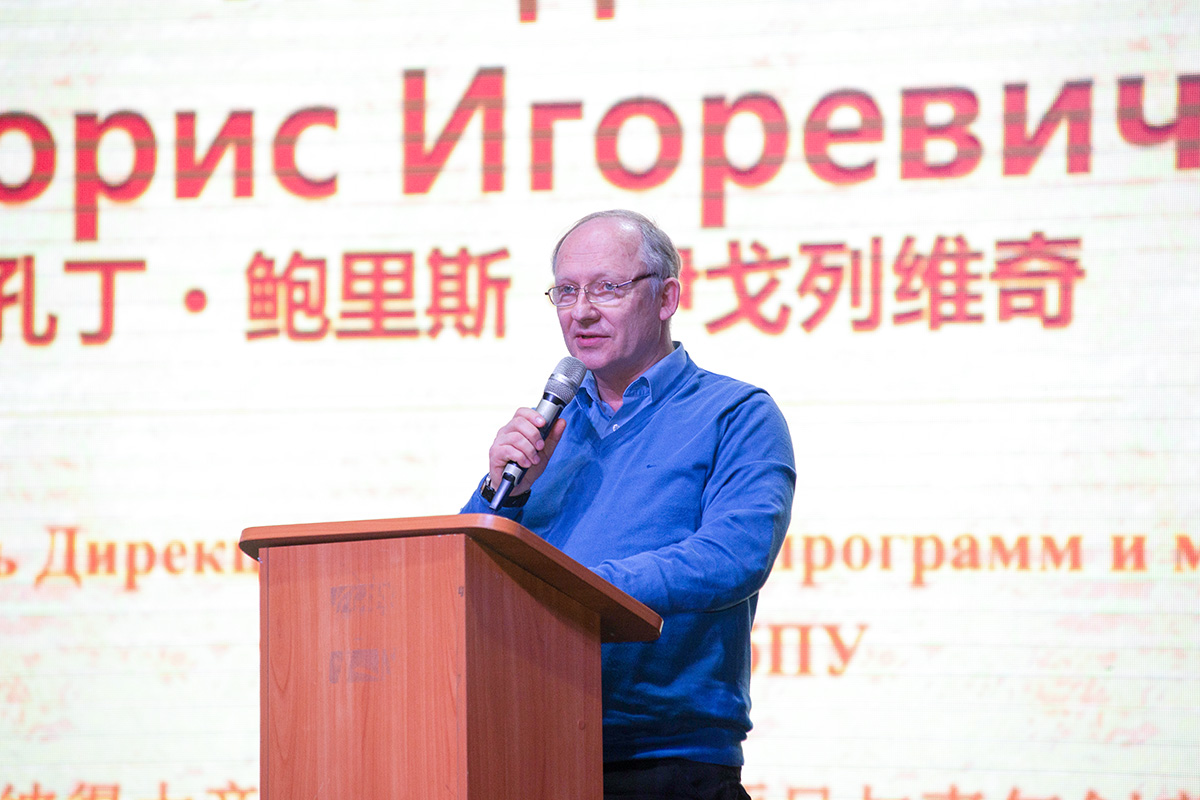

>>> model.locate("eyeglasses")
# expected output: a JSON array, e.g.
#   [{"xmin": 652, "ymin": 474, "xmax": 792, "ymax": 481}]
[{"xmin": 545, "ymin": 273, "xmax": 655, "ymax": 307}]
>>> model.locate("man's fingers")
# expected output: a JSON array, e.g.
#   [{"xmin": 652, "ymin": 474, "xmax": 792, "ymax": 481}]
[
  {"xmin": 488, "ymin": 414, "xmax": 569, "ymax": 495},
  {"xmin": 540, "ymin": 418, "xmax": 567, "ymax": 461},
  {"xmin": 487, "ymin": 407, "xmax": 556, "ymax": 488}
]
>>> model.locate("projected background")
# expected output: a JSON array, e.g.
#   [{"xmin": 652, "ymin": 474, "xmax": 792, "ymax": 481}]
[{"xmin": 1, "ymin": 1, "xmax": 1197, "ymax": 798}]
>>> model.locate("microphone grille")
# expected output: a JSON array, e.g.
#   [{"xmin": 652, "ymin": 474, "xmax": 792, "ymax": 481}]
[{"xmin": 545, "ymin": 356, "xmax": 587, "ymax": 404}]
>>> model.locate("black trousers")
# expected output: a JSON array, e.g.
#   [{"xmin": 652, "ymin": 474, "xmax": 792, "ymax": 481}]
[{"xmin": 603, "ymin": 757, "xmax": 752, "ymax": 800}]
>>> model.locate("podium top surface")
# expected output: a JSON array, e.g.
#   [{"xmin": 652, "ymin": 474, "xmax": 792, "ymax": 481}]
[{"xmin": 240, "ymin": 513, "xmax": 662, "ymax": 643}]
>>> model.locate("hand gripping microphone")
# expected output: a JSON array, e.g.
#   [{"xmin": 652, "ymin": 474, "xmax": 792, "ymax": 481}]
[{"xmin": 490, "ymin": 356, "xmax": 587, "ymax": 510}]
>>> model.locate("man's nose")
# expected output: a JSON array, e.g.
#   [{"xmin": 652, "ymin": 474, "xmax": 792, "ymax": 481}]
[{"xmin": 571, "ymin": 292, "xmax": 600, "ymax": 320}]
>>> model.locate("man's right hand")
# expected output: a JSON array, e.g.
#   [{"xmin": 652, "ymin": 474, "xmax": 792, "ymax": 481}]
[{"xmin": 487, "ymin": 408, "xmax": 567, "ymax": 497}]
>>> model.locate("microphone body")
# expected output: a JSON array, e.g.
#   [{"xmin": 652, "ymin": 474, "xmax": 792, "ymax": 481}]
[{"xmin": 490, "ymin": 356, "xmax": 586, "ymax": 510}]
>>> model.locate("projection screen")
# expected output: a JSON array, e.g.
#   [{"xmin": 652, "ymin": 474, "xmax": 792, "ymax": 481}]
[{"xmin": 1, "ymin": 2, "xmax": 1197, "ymax": 798}]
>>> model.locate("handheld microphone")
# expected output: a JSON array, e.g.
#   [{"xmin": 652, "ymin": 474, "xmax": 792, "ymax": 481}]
[{"xmin": 490, "ymin": 356, "xmax": 586, "ymax": 510}]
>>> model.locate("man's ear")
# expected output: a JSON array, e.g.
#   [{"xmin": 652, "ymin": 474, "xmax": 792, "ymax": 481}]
[{"xmin": 659, "ymin": 277, "xmax": 681, "ymax": 322}]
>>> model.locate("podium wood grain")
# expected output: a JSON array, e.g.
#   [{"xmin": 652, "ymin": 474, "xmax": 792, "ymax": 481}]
[{"xmin": 247, "ymin": 515, "xmax": 660, "ymax": 799}]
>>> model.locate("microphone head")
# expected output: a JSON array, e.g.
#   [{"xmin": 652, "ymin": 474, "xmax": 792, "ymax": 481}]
[{"xmin": 544, "ymin": 356, "xmax": 587, "ymax": 405}]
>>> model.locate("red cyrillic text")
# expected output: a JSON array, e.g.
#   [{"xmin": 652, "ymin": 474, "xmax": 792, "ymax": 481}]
[
  {"xmin": 781, "ymin": 533, "xmax": 1086, "ymax": 588},
  {"xmin": 403, "ymin": 68, "xmax": 504, "ymax": 194},
  {"xmin": 34, "ymin": 526, "xmax": 258, "ymax": 591}
]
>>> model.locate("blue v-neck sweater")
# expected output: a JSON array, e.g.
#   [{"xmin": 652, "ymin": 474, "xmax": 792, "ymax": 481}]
[{"xmin": 462, "ymin": 345, "xmax": 796, "ymax": 765}]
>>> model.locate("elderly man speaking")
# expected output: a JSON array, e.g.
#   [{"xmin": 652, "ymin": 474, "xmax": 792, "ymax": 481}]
[{"xmin": 462, "ymin": 209, "xmax": 796, "ymax": 800}]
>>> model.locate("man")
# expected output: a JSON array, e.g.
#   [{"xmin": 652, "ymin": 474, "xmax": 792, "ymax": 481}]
[{"xmin": 461, "ymin": 210, "xmax": 796, "ymax": 800}]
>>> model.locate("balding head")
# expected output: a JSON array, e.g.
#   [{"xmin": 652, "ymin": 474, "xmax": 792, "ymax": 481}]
[{"xmin": 552, "ymin": 209, "xmax": 681, "ymax": 295}]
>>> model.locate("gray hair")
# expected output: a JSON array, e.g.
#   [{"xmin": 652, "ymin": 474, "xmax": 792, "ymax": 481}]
[{"xmin": 551, "ymin": 210, "xmax": 681, "ymax": 292}]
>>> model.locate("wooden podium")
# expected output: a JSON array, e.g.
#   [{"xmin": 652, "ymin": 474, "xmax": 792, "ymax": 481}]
[{"xmin": 239, "ymin": 513, "xmax": 662, "ymax": 800}]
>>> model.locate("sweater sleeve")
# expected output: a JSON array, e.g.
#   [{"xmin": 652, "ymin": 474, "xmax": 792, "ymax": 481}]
[{"xmin": 589, "ymin": 392, "xmax": 796, "ymax": 615}]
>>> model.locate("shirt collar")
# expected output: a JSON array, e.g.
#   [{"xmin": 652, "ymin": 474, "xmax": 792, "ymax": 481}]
[{"xmin": 578, "ymin": 342, "xmax": 686, "ymax": 409}]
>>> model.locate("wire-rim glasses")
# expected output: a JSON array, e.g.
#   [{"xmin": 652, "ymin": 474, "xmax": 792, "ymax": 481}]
[{"xmin": 545, "ymin": 273, "xmax": 655, "ymax": 307}]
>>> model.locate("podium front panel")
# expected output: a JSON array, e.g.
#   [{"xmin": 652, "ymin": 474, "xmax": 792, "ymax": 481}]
[
  {"xmin": 262, "ymin": 535, "xmax": 467, "ymax": 798},
  {"xmin": 258, "ymin": 531, "xmax": 603, "ymax": 799}
]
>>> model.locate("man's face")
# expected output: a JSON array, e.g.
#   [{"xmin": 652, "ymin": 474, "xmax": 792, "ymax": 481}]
[{"xmin": 553, "ymin": 217, "xmax": 676, "ymax": 389}]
